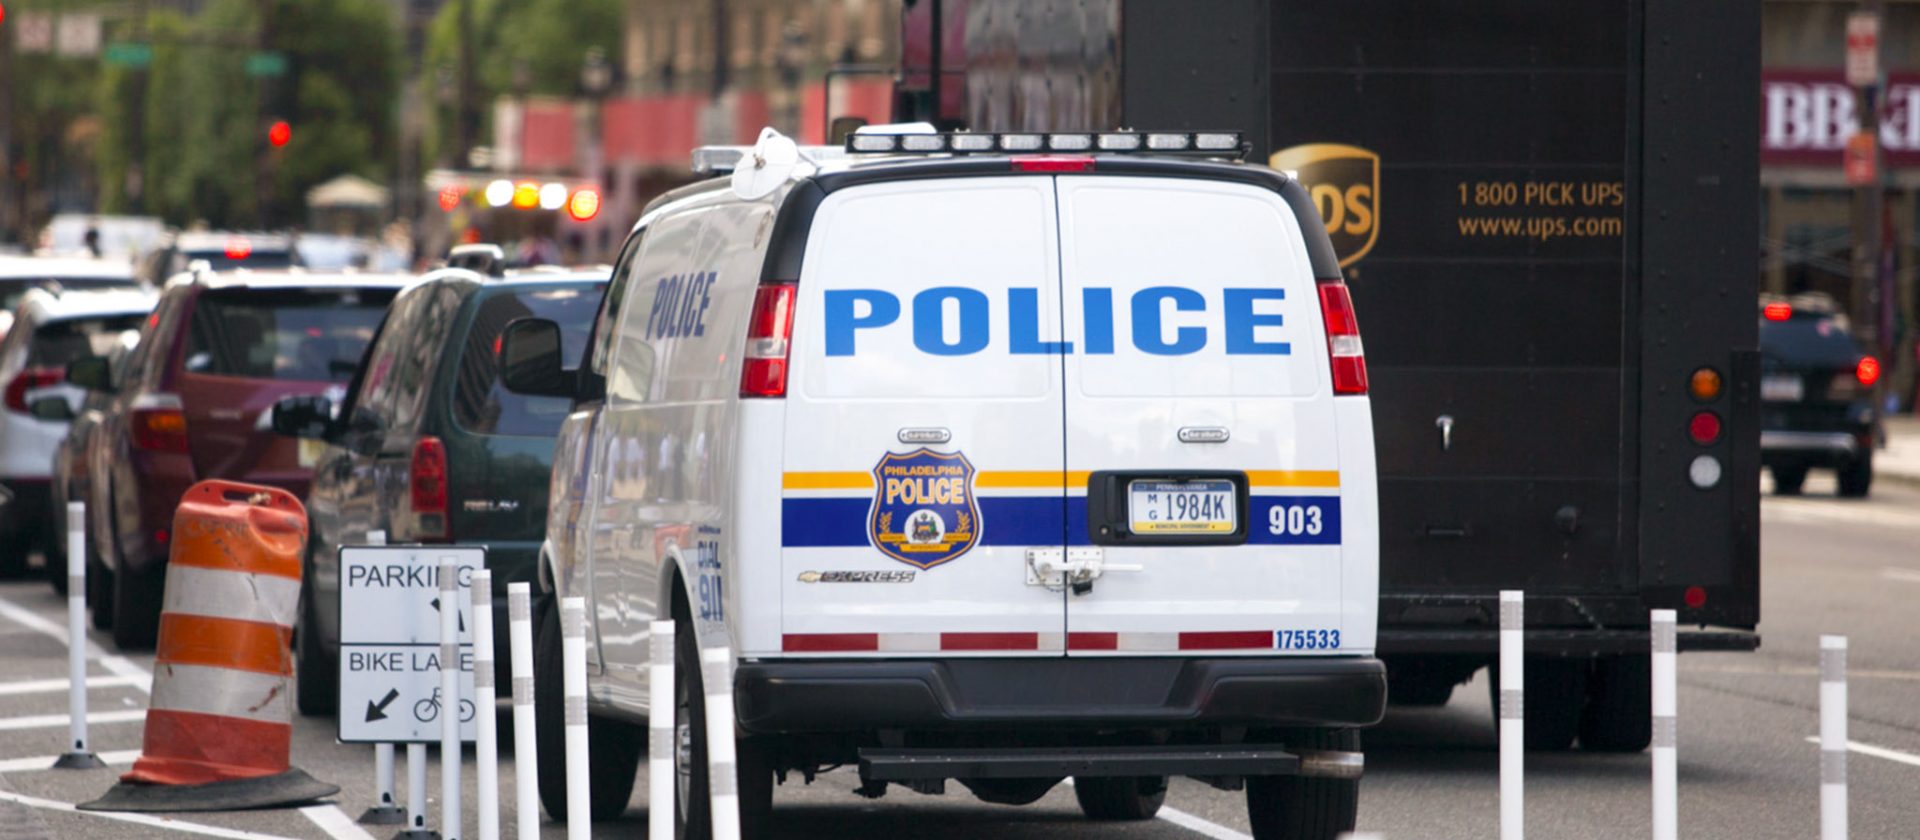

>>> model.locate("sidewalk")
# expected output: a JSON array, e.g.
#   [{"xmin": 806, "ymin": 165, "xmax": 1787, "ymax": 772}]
[{"xmin": 1880, "ymin": 414, "xmax": 1920, "ymax": 488}]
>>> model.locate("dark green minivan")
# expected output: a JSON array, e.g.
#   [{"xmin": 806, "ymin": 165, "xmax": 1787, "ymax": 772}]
[{"xmin": 276, "ymin": 263, "xmax": 607, "ymax": 715}]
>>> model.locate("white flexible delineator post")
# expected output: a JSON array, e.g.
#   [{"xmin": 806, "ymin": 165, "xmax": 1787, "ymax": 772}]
[
  {"xmin": 1651, "ymin": 609, "xmax": 1678, "ymax": 840},
  {"xmin": 508, "ymin": 583, "xmax": 540, "ymax": 840},
  {"xmin": 440, "ymin": 561, "xmax": 462, "ymax": 840},
  {"xmin": 561, "ymin": 597, "xmax": 590, "ymax": 840},
  {"xmin": 1499, "ymin": 590, "xmax": 1524, "ymax": 840},
  {"xmin": 1821, "ymin": 635, "xmax": 1848, "ymax": 840},
  {"xmin": 650, "ymin": 621, "xmax": 676, "ymax": 840},
  {"xmin": 702, "ymin": 647, "xmax": 741, "ymax": 840},
  {"xmin": 407, "ymin": 743, "xmax": 429, "ymax": 836},
  {"xmin": 470, "ymin": 570, "xmax": 499, "ymax": 840},
  {"xmin": 53, "ymin": 501, "xmax": 102, "ymax": 770}
]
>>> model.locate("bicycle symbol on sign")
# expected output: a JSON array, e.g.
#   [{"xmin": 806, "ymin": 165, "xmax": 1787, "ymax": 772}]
[{"xmin": 412, "ymin": 688, "xmax": 476, "ymax": 724}]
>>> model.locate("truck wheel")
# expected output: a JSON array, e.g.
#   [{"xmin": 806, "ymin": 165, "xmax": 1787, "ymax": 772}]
[
  {"xmin": 109, "ymin": 562, "xmax": 162, "ymax": 650},
  {"xmin": 533, "ymin": 595, "xmax": 641, "ymax": 821},
  {"xmin": 1837, "ymin": 454, "xmax": 1872, "ymax": 498},
  {"xmin": 294, "ymin": 583, "xmax": 337, "ymax": 717},
  {"xmin": 1770, "ymin": 465, "xmax": 1807, "ymax": 495},
  {"xmin": 1579, "ymin": 655, "xmax": 1652, "ymax": 752},
  {"xmin": 1074, "ymin": 776, "xmax": 1167, "ymax": 820},
  {"xmin": 1246, "ymin": 729, "xmax": 1360, "ymax": 840},
  {"xmin": 1489, "ymin": 659, "xmax": 1587, "ymax": 751}
]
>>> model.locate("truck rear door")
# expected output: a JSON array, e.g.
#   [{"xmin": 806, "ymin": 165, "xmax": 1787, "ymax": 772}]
[
  {"xmin": 1054, "ymin": 176, "xmax": 1360, "ymax": 655},
  {"xmin": 780, "ymin": 177, "xmax": 1068, "ymax": 656}
]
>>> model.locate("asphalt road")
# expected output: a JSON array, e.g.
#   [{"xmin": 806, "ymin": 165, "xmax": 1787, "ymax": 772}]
[{"xmin": 0, "ymin": 474, "xmax": 1913, "ymax": 839}]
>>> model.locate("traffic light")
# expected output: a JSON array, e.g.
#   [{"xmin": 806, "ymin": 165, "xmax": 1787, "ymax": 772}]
[{"xmin": 267, "ymin": 120, "xmax": 291, "ymax": 148}]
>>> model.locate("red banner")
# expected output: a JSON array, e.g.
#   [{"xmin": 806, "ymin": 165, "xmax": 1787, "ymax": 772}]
[{"xmin": 1763, "ymin": 68, "xmax": 1920, "ymax": 168}]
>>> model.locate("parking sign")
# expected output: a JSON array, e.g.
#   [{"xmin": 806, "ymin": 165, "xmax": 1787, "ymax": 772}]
[{"xmin": 337, "ymin": 545, "xmax": 486, "ymax": 743}]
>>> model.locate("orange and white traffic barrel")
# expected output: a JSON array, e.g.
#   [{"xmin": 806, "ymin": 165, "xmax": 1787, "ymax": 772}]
[{"xmin": 81, "ymin": 480, "xmax": 338, "ymax": 812}]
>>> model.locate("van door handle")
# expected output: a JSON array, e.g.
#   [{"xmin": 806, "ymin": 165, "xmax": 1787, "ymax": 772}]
[{"xmin": 1435, "ymin": 415, "xmax": 1454, "ymax": 451}]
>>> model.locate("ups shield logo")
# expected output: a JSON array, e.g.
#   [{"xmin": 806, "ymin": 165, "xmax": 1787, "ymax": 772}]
[{"xmin": 1269, "ymin": 143, "xmax": 1379, "ymax": 268}]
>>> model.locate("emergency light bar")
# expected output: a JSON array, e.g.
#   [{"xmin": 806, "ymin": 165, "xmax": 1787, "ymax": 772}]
[{"xmin": 844, "ymin": 131, "xmax": 1248, "ymax": 159}]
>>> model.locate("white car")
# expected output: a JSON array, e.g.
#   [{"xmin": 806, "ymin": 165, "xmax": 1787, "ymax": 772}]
[
  {"xmin": 0, "ymin": 284, "xmax": 155, "ymax": 575},
  {"xmin": 506, "ymin": 129, "xmax": 1383, "ymax": 840}
]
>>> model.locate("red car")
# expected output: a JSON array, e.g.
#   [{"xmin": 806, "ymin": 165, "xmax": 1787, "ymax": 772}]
[{"xmin": 76, "ymin": 268, "xmax": 406, "ymax": 648}]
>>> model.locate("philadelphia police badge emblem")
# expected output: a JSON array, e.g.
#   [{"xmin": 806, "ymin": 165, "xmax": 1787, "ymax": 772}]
[{"xmin": 869, "ymin": 448, "xmax": 979, "ymax": 569}]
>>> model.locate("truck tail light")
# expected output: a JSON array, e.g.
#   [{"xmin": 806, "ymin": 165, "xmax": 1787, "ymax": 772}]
[
  {"xmin": 410, "ymin": 436, "xmax": 450, "ymax": 542},
  {"xmin": 130, "ymin": 395, "xmax": 190, "ymax": 452},
  {"xmin": 1317, "ymin": 280, "xmax": 1368, "ymax": 395},
  {"xmin": 740, "ymin": 283, "xmax": 797, "ymax": 398},
  {"xmin": 4, "ymin": 368, "xmax": 63, "ymax": 413},
  {"xmin": 1856, "ymin": 356, "xmax": 1881, "ymax": 387}
]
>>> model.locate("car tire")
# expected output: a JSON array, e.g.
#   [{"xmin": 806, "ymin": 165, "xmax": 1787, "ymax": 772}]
[
  {"xmin": 1579, "ymin": 654, "xmax": 1652, "ymax": 752},
  {"xmin": 532, "ymin": 594, "xmax": 641, "ymax": 822},
  {"xmin": 1771, "ymin": 464, "xmax": 1807, "ymax": 495},
  {"xmin": 295, "ymin": 582, "xmax": 338, "ymax": 717},
  {"xmin": 1246, "ymin": 729, "xmax": 1360, "ymax": 840},
  {"xmin": 1837, "ymin": 453, "xmax": 1872, "ymax": 498},
  {"xmin": 109, "ymin": 562, "xmax": 163, "ymax": 650},
  {"xmin": 1074, "ymin": 776, "xmax": 1167, "ymax": 820},
  {"xmin": 86, "ymin": 546, "xmax": 113, "ymax": 632},
  {"xmin": 45, "ymin": 518, "xmax": 68, "ymax": 595},
  {"xmin": 0, "ymin": 525, "xmax": 31, "ymax": 578},
  {"xmin": 1489, "ymin": 658, "xmax": 1587, "ymax": 751}
]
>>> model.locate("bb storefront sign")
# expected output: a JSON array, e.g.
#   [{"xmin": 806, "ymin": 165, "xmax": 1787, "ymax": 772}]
[{"xmin": 1764, "ymin": 69, "xmax": 1920, "ymax": 168}]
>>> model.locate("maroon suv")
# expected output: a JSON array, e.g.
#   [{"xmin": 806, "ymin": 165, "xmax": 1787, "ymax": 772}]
[{"xmin": 79, "ymin": 270, "xmax": 405, "ymax": 648}]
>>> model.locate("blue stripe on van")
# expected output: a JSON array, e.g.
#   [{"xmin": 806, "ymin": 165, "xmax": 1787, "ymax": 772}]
[{"xmin": 781, "ymin": 495, "xmax": 1341, "ymax": 548}]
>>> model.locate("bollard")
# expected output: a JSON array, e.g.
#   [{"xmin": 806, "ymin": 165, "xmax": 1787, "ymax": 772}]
[
  {"xmin": 701, "ymin": 647, "xmax": 741, "ymax": 840},
  {"xmin": 471, "ymin": 571, "xmax": 499, "ymax": 840},
  {"xmin": 54, "ymin": 501, "xmax": 103, "ymax": 769},
  {"xmin": 561, "ymin": 597, "xmax": 590, "ymax": 840},
  {"xmin": 1820, "ymin": 636, "xmax": 1847, "ymax": 840},
  {"xmin": 1651, "ymin": 610, "xmax": 1677, "ymax": 840},
  {"xmin": 1498, "ymin": 590, "xmax": 1523, "ymax": 840},
  {"xmin": 649, "ymin": 621, "xmax": 676, "ymax": 840},
  {"xmin": 361, "ymin": 530, "xmax": 404, "ymax": 825},
  {"xmin": 440, "ymin": 562, "xmax": 462, "ymax": 840},
  {"xmin": 401, "ymin": 743, "xmax": 432, "ymax": 839},
  {"xmin": 508, "ymin": 584, "xmax": 539, "ymax": 840}
]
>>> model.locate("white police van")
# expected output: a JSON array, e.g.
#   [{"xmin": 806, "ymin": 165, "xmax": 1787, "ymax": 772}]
[{"xmin": 502, "ymin": 127, "xmax": 1384, "ymax": 839}]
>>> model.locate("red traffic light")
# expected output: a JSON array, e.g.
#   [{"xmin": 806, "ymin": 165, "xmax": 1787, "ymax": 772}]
[
  {"xmin": 437, "ymin": 185, "xmax": 464, "ymax": 212},
  {"xmin": 566, "ymin": 188, "xmax": 602, "ymax": 221},
  {"xmin": 267, "ymin": 120, "xmax": 291, "ymax": 148}
]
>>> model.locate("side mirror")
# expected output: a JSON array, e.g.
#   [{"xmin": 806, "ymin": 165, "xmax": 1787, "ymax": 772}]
[
  {"xmin": 29, "ymin": 396, "xmax": 75, "ymax": 422},
  {"xmin": 66, "ymin": 357, "xmax": 113, "ymax": 392},
  {"xmin": 271, "ymin": 395, "xmax": 335, "ymax": 439},
  {"xmin": 500, "ymin": 318, "xmax": 572, "ymax": 398}
]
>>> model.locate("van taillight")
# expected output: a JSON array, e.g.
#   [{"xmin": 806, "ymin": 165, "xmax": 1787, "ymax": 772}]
[
  {"xmin": 4, "ymin": 368, "xmax": 63, "ymax": 413},
  {"xmin": 1317, "ymin": 280, "xmax": 1368, "ymax": 395},
  {"xmin": 131, "ymin": 406, "xmax": 190, "ymax": 452},
  {"xmin": 740, "ymin": 283, "xmax": 797, "ymax": 398},
  {"xmin": 410, "ymin": 436, "xmax": 450, "ymax": 542}
]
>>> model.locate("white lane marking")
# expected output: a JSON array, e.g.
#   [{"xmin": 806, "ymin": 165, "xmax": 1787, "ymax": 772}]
[
  {"xmin": 1061, "ymin": 778, "xmax": 1254, "ymax": 840},
  {"xmin": 1804, "ymin": 735, "xmax": 1920, "ymax": 768},
  {"xmin": 298, "ymin": 804, "xmax": 378, "ymax": 840},
  {"xmin": 0, "ymin": 788, "xmax": 299, "ymax": 839},
  {"xmin": 0, "ymin": 749, "xmax": 141, "ymax": 773},
  {"xmin": 0, "ymin": 674, "xmax": 144, "ymax": 696},
  {"xmin": 0, "ymin": 709, "xmax": 147, "ymax": 731},
  {"xmin": 1880, "ymin": 567, "xmax": 1920, "ymax": 585}
]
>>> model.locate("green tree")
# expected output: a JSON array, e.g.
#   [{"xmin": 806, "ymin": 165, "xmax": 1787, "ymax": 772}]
[{"xmin": 421, "ymin": 0, "xmax": 623, "ymax": 166}]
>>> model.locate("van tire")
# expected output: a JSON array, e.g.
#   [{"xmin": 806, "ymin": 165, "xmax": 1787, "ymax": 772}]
[
  {"xmin": 533, "ymin": 595, "xmax": 641, "ymax": 821},
  {"xmin": 1837, "ymin": 455, "xmax": 1872, "ymax": 498},
  {"xmin": 1074, "ymin": 776, "xmax": 1167, "ymax": 820},
  {"xmin": 295, "ymin": 582, "xmax": 337, "ymax": 717},
  {"xmin": 1490, "ymin": 659, "xmax": 1587, "ymax": 751},
  {"xmin": 1579, "ymin": 655, "xmax": 1652, "ymax": 752},
  {"xmin": 1246, "ymin": 729, "xmax": 1360, "ymax": 840},
  {"xmin": 110, "ymin": 562, "xmax": 162, "ymax": 650}
]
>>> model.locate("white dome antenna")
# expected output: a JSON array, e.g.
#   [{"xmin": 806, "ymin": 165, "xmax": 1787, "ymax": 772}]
[{"xmin": 732, "ymin": 127, "xmax": 807, "ymax": 200}]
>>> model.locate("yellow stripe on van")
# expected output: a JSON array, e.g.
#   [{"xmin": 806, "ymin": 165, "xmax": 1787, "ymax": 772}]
[
  {"xmin": 782, "ymin": 472, "xmax": 875, "ymax": 490},
  {"xmin": 1246, "ymin": 470, "xmax": 1341, "ymax": 488}
]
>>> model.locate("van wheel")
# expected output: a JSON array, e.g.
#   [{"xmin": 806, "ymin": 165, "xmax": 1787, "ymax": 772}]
[
  {"xmin": 1837, "ymin": 454, "xmax": 1872, "ymax": 498},
  {"xmin": 295, "ymin": 582, "xmax": 337, "ymax": 716},
  {"xmin": 1074, "ymin": 776, "xmax": 1167, "ymax": 820},
  {"xmin": 533, "ymin": 594, "xmax": 641, "ymax": 821},
  {"xmin": 669, "ymin": 594, "xmax": 776, "ymax": 839},
  {"xmin": 1580, "ymin": 655, "xmax": 1652, "ymax": 752},
  {"xmin": 1246, "ymin": 729, "xmax": 1360, "ymax": 840},
  {"xmin": 1770, "ymin": 465, "xmax": 1807, "ymax": 495},
  {"xmin": 109, "ymin": 563, "xmax": 162, "ymax": 650},
  {"xmin": 1490, "ymin": 659, "xmax": 1588, "ymax": 751}
]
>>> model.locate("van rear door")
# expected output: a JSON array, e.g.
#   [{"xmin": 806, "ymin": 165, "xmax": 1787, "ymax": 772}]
[
  {"xmin": 780, "ymin": 177, "xmax": 1068, "ymax": 656},
  {"xmin": 1054, "ymin": 176, "xmax": 1362, "ymax": 656}
]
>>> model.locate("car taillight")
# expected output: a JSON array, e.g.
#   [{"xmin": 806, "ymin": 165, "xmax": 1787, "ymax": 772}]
[
  {"xmin": 410, "ymin": 436, "xmax": 449, "ymax": 542},
  {"xmin": 131, "ymin": 407, "xmax": 190, "ymax": 452},
  {"xmin": 4, "ymin": 368, "xmax": 63, "ymax": 413},
  {"xmin": 740, "ymin": 283, "xmax": 797, "ymax": 398},
  {"xmin": 1856, "ymin": 356, "xmax": 1881, "ymax": 387},
  {"xmin": 1316, "ymin": 280, "xmax": 1368, "ymax": 395}
]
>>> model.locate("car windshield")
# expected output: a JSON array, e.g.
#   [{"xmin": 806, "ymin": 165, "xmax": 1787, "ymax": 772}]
[
  {"xmin": 183, "ymin": 287, "xmax": 394, "ymax": 381},
  {"xmin": 1759, "ymin": 312, "xmax": 1863, "ymax": 368},
  {"xmin": 452, "ymin": 284, "xmax": 603, "ymax": 436},
  {"xmin": 29, "ymin": 314, "xmax": 147, "ymax": 368}
]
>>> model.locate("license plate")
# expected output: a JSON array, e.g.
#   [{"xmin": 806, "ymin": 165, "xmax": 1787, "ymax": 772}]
[
  {"xmin": 1761, "ymin": 374, "xmax": 1803, "ymax": 402},
  {"xmin": 1128, "ymin": 479, "xmax": 1237, "ymax": 534},
  {"xmin": 298, "ymin": 438, "xmax": 326, "ymax": 468}
]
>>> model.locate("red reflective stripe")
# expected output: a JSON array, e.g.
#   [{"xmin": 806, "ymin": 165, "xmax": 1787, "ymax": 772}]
[
  {"xmin": 940, "ymin": 632, "xmax": 1039, "ymax": 651},
  {"xmin": 1067, "ymin": 632, "xmax": 1119, "ymax": 651},
  {"xmin": 1178, "ymin": 631, "xmax": 1273, "ymax": 650},
  {"xmin": 123, "ymin": 710, "xmax": 292, "ymax": 786},
  {"xmin": 782, "ymin": 633, "xmax": 879, "ymax": 652}
]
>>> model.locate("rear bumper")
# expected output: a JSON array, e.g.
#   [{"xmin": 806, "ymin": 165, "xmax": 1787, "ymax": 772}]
[
  {"xmin": 1760, "ymin": 430, "xmax": 1862, "ymax": 458},
  {"xmin": 1378, "ymin": 627, "xmax": 1760, "ymax": 655},
  {"xmin": 733, "ymin": 656, "xmax": 1386, "ymax": 735}
]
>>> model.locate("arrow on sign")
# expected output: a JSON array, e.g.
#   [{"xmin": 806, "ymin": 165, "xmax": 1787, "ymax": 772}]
[
  {"xmin": 428, "ymin": 598, "xmax": 467, "ymax": 633},
  {"xmin": 365, "ymin": 688, "xmax": 400, "ymax": 722}
]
